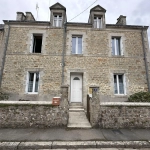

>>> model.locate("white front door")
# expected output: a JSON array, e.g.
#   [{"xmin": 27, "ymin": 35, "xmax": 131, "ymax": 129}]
[{"xmin": 71, "ymin": 74, "xmax": 82, "ymax": 103}]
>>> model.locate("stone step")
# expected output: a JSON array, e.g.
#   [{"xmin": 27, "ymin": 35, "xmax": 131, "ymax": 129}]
[
  {"xmin": 67, "ymin": 111, "xmax": 92, "ymax": 128},
  {"xmin": 69, "ymin": 105, "xmax": 83, "ymax": 109},
  {"xmin": 67, "ymin": 123, "xmax": 92, "ymax": 128},
  {"xmin": 69, "ymin": 102, "xmax": 83, "ymax": 106},
  {"xmin": 69, "ymin": 108, "xmax": 84, "ymax": 112}
]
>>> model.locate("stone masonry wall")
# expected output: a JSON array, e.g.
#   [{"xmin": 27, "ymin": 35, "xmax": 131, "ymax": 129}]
[
  {"xmin": 1, "ymin": 25, "xmax": 148, "ymax": 102},
  {"xmin": 90, "ymin": 90, "xmax": 150, "ymax": 128},
  {"xmin": 0, "ymin": 86, "xmax": 69, "ymax": 128},
  {"xmin": 1, "ymin": 26, "xmax": 63, "ymax": 101},
  {"xmin": 65, "ymin": 27, "xmax": 147, "ymax": 106},
  {"xmin": 0, "ymin": 102, "xmax": 68, "ymax": 128},
  {"xmin": 98, "ymin": 103, "xmax": 150, "ymax": 129}
]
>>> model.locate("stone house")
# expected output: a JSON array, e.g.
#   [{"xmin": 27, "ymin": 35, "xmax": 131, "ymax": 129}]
[{"xmin": 0, "ymin": 2, "xmax": 149, "ymax": 111}]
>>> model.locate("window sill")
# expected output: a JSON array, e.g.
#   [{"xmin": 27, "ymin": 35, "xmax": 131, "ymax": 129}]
[
  {"xmin": 71, "ymin": 54, "xmax": 83, "ymax": 56},
  {"xmin": 26, "ymin": 93, "xmax": 39, "ymax": 95},
  {"xmin": 111, "ymin": 55, "xmax": 124, "ymax": 58},
  {"xmin": 114, "ymin": 94, "xmax": 127, "ymax": 98},
  {"xmin": 92, "ymin": 28, "xmax": 105, "ymax": 30},
  {"xmin": 28, "ymin": 53, "xmax": 42, "ymax": 55},
  {"xmin": 51, "ymin": 26, "xmax": 62, "ymax": 28}
]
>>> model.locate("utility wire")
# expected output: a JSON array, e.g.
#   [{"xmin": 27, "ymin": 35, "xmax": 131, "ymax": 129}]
[{"xmin": 68, "ymin": 0, "xmax": 98, "ymax": 22}]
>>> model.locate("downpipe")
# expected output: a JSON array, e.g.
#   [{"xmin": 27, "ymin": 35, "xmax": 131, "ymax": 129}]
[
  {"xmin": 61, "ymin": 22, "xmax": 67, "ymax": 85},
  {"xmin": 0, "ymin": 21, "xmax": 10, "ymax": 87},
  {"xmin": 141, "ymin": 27, "xmax": 150, "ymax": 91}
]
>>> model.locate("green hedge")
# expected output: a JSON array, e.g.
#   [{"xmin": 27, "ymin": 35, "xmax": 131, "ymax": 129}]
[
  {"xmin": 128, "ymin": 91, "xmax": 150, "ymax": 102},
  {"xmin": 0, "ymin": 89, "xmax": 9, "ymax": 100}
]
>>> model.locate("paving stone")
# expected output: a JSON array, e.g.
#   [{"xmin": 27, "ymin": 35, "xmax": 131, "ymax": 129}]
[
  {"xmin": 96, "ymin": 141, "xmax": 125, "ymax": 148},
  {"xmin": 52, "ymin": 141, "xmax": 96, "ymax": 149},
  {"xmin": 18, "ymin": 142, "xmax": 52, "ymax": 149},
  {"xmin": 0, "ymin": 142, "xmax": 19, "ymax": 150}
]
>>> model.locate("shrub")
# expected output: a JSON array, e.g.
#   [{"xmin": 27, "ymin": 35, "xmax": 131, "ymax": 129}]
[
  {"xmin": 128, "ymin": 91, "xmax": 150, "ymax": 102},
  {"xmin": 0, "ymin": 89, "xmax": 9, "ymax": 100}
]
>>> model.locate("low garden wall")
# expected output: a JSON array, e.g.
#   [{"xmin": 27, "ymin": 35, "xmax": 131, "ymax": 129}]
[
  {"xmin": 89, "ymin": 91, "xmax": 150, "ymax": 128},
  {"xmin": 98, "ymin": 102, "xmax": 150, "ymax": 128},
  {"xmin": 0, "ymin": 101, "xmax": 69, "ymax": 128},
  {"xmin": 0, "ymin": 86, "xmax": 69, "ymax": 128}
]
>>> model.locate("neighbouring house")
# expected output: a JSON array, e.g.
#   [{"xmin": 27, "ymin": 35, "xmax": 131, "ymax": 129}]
[{"xmin": 0, "ymin": 2, "xmax": 150, "ymax": 111}]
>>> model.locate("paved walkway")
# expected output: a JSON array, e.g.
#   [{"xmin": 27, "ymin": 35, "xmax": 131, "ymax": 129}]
[
  {"xmin": 0, "ymin": 128, "xmax": 150, "ymax": 141},
  {"xmin": 0, "ymin": 128, "xmax": 150, "ymax": 149}
]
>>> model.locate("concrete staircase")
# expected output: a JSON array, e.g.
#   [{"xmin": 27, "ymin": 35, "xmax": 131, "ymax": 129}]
[{"xmin": 67, "ymin": 103, "xmax": 92, "ymax": 128}]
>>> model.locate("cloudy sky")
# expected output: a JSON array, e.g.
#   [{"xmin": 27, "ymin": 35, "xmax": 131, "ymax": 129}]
[{"xmin": 0, "ymin": 0, "xmax": 150, "ymax": 44}]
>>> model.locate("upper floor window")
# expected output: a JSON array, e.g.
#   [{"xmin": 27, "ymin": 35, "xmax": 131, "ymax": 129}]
[
  {"xmin": 27, "ymin": 72, "xmax": 39, "ymax": 94},
  {"xmin": 53, "ymin": 14, "xmax": 62, "ymax": 27},
  {"xmin": 94, "ymin": 16, "xmax": 102, "ymax": 28},
  {"xmin": 112, "ymin": 37, "xmax": 122, "ymax": 56},
  {"xmin": 114, "ymin": 74, "xmax": 125, "ymax": 95},
  {"xmin": 72, "ymin": 36, "xmax": 82, "ymax": 54},
  {"xmin": 30, "ymin": 34, "xmax": 42, "ymax": 53}
]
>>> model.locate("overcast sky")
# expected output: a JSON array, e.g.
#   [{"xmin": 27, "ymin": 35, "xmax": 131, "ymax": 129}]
[{"xmin": 0, "ymin": 0, "xmax": 150, "ymax": 45}]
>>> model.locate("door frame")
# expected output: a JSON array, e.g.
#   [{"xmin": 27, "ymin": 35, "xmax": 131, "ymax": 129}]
[{"xmin": 70, "ymin": 73, "xmax": 83, "ymax": 103}]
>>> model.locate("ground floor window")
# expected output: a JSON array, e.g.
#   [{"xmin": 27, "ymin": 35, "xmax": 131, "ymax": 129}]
[
  {"xmin": 27, "ymin": 72, "xmax": 39, "ymax": 93},
  {"xmin": 114, "ymin": 74, "xmax": 125, "ymax": 95}
]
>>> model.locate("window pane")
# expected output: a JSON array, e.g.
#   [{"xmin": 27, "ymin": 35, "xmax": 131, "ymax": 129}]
[
  {"xmin": 112, "ymin": 38, "xmax": 115, "ymax": 55},
  {"xmin": 94, "ymin": 20, "xmax": 97, "ymax": 28},
  {"xmin": 73, "ymin": 77, "xmax": 80, "ymax": 80},
  {"xmin": 72, "ymin": 37, "xmax": 76, "ymax": 54},
  {"xmin": 114, "ymin": 75, "xmax": 118, "ymax": 94},
  {"xmin": 78, "ymin": 37, "xmax": 82, "ymax": 54},
  {"xmin": 59, "ymin": 19, "xmax": 62, "ymax": 27},
  {"xmin": 116, "ymin": 38, "xmax": 121, "ymax": 55},
  {"xmin": 98, "ymin": 18, "xmax": 101, "ymax": 28},
  {"xmin": 28, "ymin": 73, "xmax": 34, "ymax": 92},
  {"xmin": 119, "ymin": 75, "xmax": 124, "ymax": 94},
  {"xmin": 35, "ymin": 73, "xmax": 39, "ymax": 92},
  {"xmin": 53, "ymin": 19, "xmax": 57, "ymax": 26}
]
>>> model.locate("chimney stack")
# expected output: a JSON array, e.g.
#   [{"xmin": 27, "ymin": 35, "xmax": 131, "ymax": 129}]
[
  {"xmin": 116, "ymin": 15, "xmax": 126, "ymax": 25},
  {"xmin": 25, "ymin": 12, "xmax": 35, "ymax": 21},
  {"xmin": 16, "ymin": 12, "xmax": 26, "ymax": 21},
  {"xmin": 16, "ymin": 12, "xmax": 35, "ymax": 21}
]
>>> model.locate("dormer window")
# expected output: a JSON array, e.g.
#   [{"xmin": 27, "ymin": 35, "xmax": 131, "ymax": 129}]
[
  {"xmin": 53, "ymin": 14, "xmax": 62, "ymax": 27},
  {"xmin": 94, "ymin": 16, "xmax": 102, "ymax": 28}
]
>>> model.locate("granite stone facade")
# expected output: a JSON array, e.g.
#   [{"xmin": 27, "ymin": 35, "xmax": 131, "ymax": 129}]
[{"xmin": 0, "ymin": 2, "xmax": 149, "ymax": 111}]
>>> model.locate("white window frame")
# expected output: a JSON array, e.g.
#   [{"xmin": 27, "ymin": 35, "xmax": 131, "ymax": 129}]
[
  {"xmin": 53, "ymin": 14, "xmax": 62, "ymax": 27},
  {"xmin": 112, "ymin": 37, "xmax": 123, "ymax": 56},
  {"xmin": 30, "ymin": 34, "xmax": 43, "ymax": 53},
  {"xmin": 26, "ymin": 72, "xmax": 40, "ymax": 94},
  {"xmin": 72, "ymin": 36, "xmax": 82, "ymax": 54},
  {"xmin": 114, "ymin": 74, "xmax": 126, "ymax": 95},
  {"xmin": 94, "ymin": 16, "xmax": 102, "ymax": 28}
]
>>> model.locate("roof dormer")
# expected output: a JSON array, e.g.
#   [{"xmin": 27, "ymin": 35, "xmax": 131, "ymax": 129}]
[
  {"xmin": 49, "ymin": 2, "xmax": 67, "ymax": 27},
  {"xmin": 88, "ymin": 5, "xmax": 106, "ymax": 29}
]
